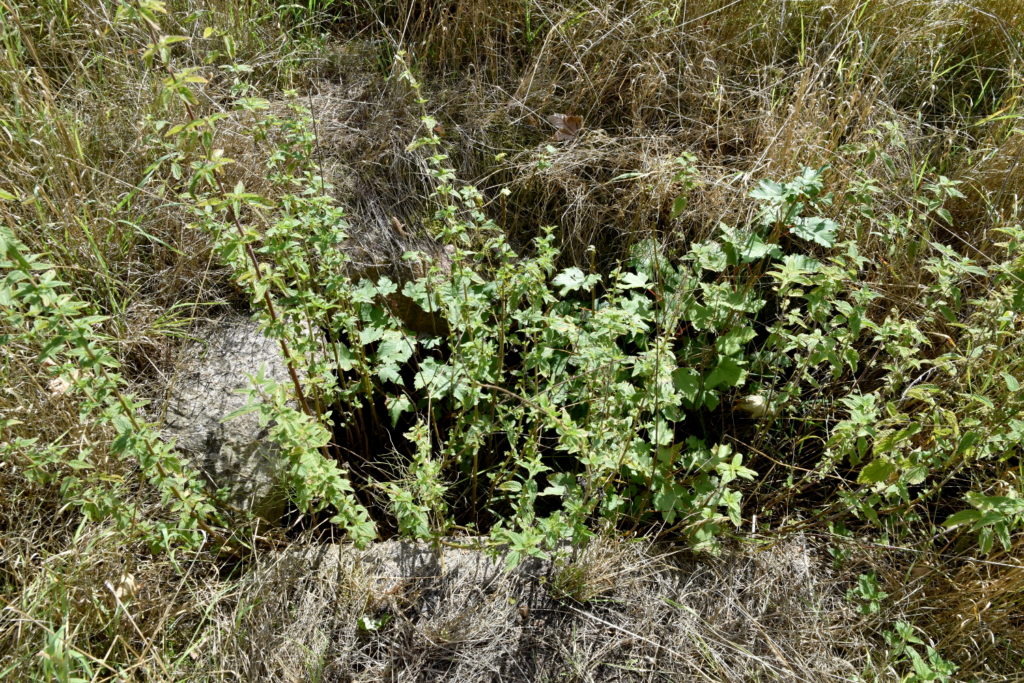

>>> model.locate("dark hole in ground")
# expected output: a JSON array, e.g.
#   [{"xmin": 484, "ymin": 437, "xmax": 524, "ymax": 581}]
[{"xmin": 279, "ymin": 254, "xmax": 915, "ymax": 543}]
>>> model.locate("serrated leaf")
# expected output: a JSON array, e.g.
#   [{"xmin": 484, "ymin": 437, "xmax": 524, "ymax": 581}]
[
  {"xmin": 332, "ymin": 342, "xmax": 355, "ymax": 371},
  {"xmin": 719, "ymin": 223, "xmax": 780, "ymax": 263},
  {"xmin": 413, "ymin": 357, "xmax": 462, "ymax": 400},
  {"xmin": 377, "ymin": 331, "xmax": 414, "ymax": 366},
  {"xmin": 386, "ymin": 396, "xmax": 412, "ymax": 427},
  {"xmin": 377, "ymin": 363, "xmax": 402, "ymax": 384},
  {"xmin": 359, "ymin": 324, "xmax": 384, "ymax": 345},
  {"xmin": 791, "ymin": 216, "xmax": 838, "ymax": 247},
  {"xmin": 768, "ymin": 253, "xmax": 821, "ymax": 285},
  {"xmin": 552, "ymin": 267, "xmax": 599, "ymax": 295},
  {"xmin": 954, "ymin": 431, "xmax": 981, "ymax": 455},
  {"xmin": 858, "ymin": 459, "xmax": 895, "ymax": 484},
  {"xmin": 738, "ymin": 234, "xmax": 779, "ymax": 262},
  {"xmin": 750, "ymin": 179, "xmax": 784, "ymax": 202},
  {"xmin": 616, "ymin": 271, "xmax": 649, "ymax": 289},
  {"xmin": 715, "ymin": 326, "xmax": 756, "ymax": 356},
  {"xmin": 943, "ymin": 509, "xmax": 982, "ymax": 527},
  {"xmin": 904, "ymin": 465, "xmax": 928, "ymax": 486},
  {"xmin": 351, "ymin": 278, "xmax": 379, "ymax": 304}
]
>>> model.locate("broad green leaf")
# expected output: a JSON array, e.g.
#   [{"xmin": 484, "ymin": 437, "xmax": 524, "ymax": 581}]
[
  {"xmin": 943, "ymin": 509, "xmax": 982, "ymax": 527},
  {"xmin": 672, "ymin": 367, "xmax": 700, "ymax": 403},
  {"xmin": 790, "ymin": 216, "xmax": 838, "ymax": 247},
  {"xmin": 671, "ymin": 195, "xmax": 687, "ymax": 218},
  {"xmin": 359, "ymin": 325, "xmax": 384, "ymax": 345},
  {"xmin": 331, "ymin": 342, "xmax": 355, "ymax": 371},
  {"xmin": 768, "ymin": 253, "xmax": 821, "ymax": 286},
  {"xmin": 737, "ymin": 234, "xmax": 780, "ymax": 262},
  {"xmin": 376, "ymin": 362, "xmax": 402, "ymax": 384},
  {"xmin": 719, "ymin": 223, "xmax": 780, "ymax": 263},
  {"xmin": 904, "ymin": 465, "xmax": 928, "ymax": 486},
  {"xmin": 386, "ymin": 396, "xmax": 412, "ymax": 427},
  {"xmin": 704, "ymin": 357, "xmax": 744, "ymax": 389},
  {"xmin": 652, "ymin": 476, "xmax": 688, "ymax": 523},
  {"xmin": 954, "ymin": 431, "xmax": 981, "ymax": 456},
  {"xmin": 377, "ymin": 331, "xmax": 414, "ymax": 366},
  {"xmin": 715, "ymin": 326, "xmax": 756, "ymax": 356},
  {"xmin": 750, "ymin": 179, "xmax": 784, "ymax": 202},
  {"xmin": 372, "ymin": 276, "xmax": 398, "ymax": 297},
  {"xmin": 1001, "ymin": 372, "xmax": 1020, "ymax": 392},
  {"xmin": 552, "ymin": 267, "xmax": 599, "ymax": 295},
  {"xmin": 874, "ymin": 422, "xmax": 921, "ymax": 454},
  {"xmin": 616, "ymin": 271, "xmax": 649, "ymax": 289},
  {"xmin": 858, "ymin": 459, "xmax": 895, "ymax": 484},
  {"xmin": 687, "ymin": 240, "xmax": 728, "ymax": 272},
  {"xmin": 351, "ymin": 278, "xmax": 380, "ymax": 304}
]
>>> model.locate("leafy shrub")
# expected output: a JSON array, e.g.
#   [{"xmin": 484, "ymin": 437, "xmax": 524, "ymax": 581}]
[
  {"xmin": 8, "ymin": 2, "xmax": 1022, "ymax": 570},
  {"xmin": 110, "ymin": 13, "xmax": 1024, "ymax": 567},
  {"xmin": 0, "ymin": 225, "xmax": 215, "ymax": 551}
]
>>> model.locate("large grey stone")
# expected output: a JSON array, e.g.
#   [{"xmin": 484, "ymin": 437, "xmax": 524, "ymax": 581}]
[{"xmin": 161, "ymin": 313, "xmax": 297, "ymax": 521}]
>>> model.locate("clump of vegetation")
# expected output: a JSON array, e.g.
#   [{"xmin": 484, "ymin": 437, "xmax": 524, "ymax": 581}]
[{"xmin": 2, "ymin": 0, "xmax": 1023, "ymax": 679}]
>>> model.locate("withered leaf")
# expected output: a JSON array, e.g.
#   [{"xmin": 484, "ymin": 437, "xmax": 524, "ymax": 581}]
[{"xmin": 546, "ymin": 113, "xmax": 583, "ymax": 141}]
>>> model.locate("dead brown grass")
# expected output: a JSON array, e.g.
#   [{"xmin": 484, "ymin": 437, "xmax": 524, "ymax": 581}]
[
  {"xmin": 189, "ymin": 535, "xmax": 868, "ymax": 681},
  {"xmin": 294, "ymin": 1, "xmax": 1022, "ymax": 272}
]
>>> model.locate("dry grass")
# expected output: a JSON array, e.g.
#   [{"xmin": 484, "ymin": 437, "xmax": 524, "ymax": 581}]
[
  {"xmin": 338, "ymin": 0, "xmax": 1024, "ymax": 265},
  {"xmin": 189, "ymin": 535, "xmax": 868, "ymax": 681},
  {"xmin": 908, "ymin": 542, "xmax": 1024, "ymax": 678}
]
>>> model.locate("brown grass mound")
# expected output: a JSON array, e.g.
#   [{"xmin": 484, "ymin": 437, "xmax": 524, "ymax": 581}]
[
  {"xmin": 192, "ymin": 535, "xmax": 864, "ymax": 681},
  {"xmin": 302, "ymin": 0, "xmax": 1023, "ymax": 266}
]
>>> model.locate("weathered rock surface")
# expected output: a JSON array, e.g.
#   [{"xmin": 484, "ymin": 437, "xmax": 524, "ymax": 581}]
[
  {"xmin": 191, "ymin": 536, "xmax": 861, "ymax": 682},
  {"xmin": 160, "ymin": 313, "xmax": 295, "ymax": 521}
]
